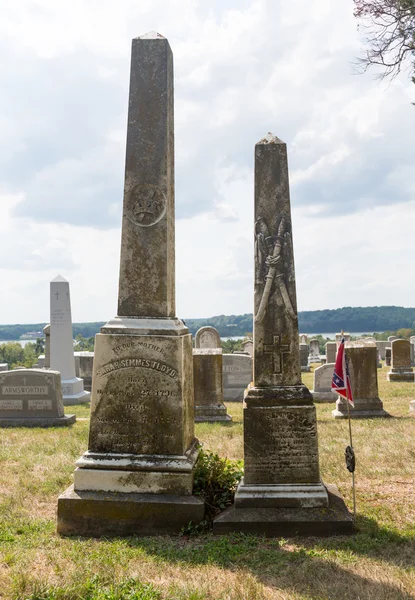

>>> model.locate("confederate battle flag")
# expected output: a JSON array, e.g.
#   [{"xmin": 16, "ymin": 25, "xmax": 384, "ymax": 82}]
[{"xmin": 332, "ymin": 338, "xmax": 354, "ymax": 407}]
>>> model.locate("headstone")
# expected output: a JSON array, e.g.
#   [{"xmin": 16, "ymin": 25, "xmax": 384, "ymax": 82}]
[
  {"xmin": 242, "ymin": 339, "xmax": 253, "ymax": 357},
  {"xmin": 311, "ymin": 364, "xmax": 336, "ymax": 402},
  {"xmin": 37, "ymin": 355, "xmax": 45, "ymax": 368},
  {"xmin": 335, "ymin": 333, "xmax": 351, "ymax": 348},
  {"xmin": 299, "ymin": 334, "xmax": 308, "ymax": 344},
  {"xmin": 410, "ymin": 342, "xmax": 415, "ymax": 367},
  {"xmin": 388, "ymin": 336, "xmax": 399, "ymax": 343},
  {"xmin": 299, "ymin": 343, "xmax": 310, "ymax": 372},
  {"xmin": 43, "ymin": 324, "xmax": 51, "ymax": 369},
  {"xmin": 0, "ymin": 364, "xmax": 8, "ymax": 372},
  {"xmin": 58, "ymin": 33, "xmax": 204, "ymax": 537},
  {"xmin": 325, "ymin": 342, "xmax": 336, "ymax": 364},
  {"xmin": 215, "ymin": 134, "xmax": 351, "ymax": 536},
  {"xmin": 308, "ymin": 339, "xmax": 320, "ymax": 365},
  {"xmin": 385, "ymin": 347, "xmax": 391, "ymax": 367},
  {"xmin": 195, "ymin": 326, "xmax": 221, "ymax": 349},
  {"xmin": 0, "ymin": 369, "xmax": 75, "ymax": 427},
  {"xmin": 222, "ymin": 354, "xmax": 253, "ymax": 401},
  {"xmin": 333, "ymin": 342, "xmax": 389, "ymax": 418},
  {"xmin": 376, "ymin": 340, "xmax": 389, "ymax": 360},
  {"xmin": 74, "ymin": 352, "xmax": 94, "ymax": 392},
  {"xmin": 193, "ymin": 349, "xmax": 231, "ymax": 422},
  {"xmin": 387, "ymin": 339, "xmax": 414, "ymax": 382},
  {"xmin": 50, "ymin": 277, "xmax": 90, "ymax": 405}
]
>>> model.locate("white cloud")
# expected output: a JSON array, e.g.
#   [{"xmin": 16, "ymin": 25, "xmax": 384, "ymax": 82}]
[{"xmin": 0, "ymin": 0, "xmax": 414, "ymax": 324}]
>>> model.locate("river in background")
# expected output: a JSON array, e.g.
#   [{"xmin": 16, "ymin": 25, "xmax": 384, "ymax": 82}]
[
  {"xmin": 221, "ymin": 332, "xmax": 384, "ymax": 341},
  {"xmin": 0, "ymin": 340, "xmax": 42, "ymax": 347}
]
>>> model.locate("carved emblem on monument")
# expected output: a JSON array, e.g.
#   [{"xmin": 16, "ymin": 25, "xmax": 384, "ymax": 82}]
[
  {"xmin": 254, "ymin": 214, "xmax": 296, "ymax": 323},
  {"xmin": 126, "ymin": 184, "xmax": 167, "ymax": 227}
]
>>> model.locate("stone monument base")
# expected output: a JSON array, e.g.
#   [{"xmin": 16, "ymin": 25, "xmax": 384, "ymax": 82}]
[
  {"xmin": 311, "ymin": 391, "xmax": 337, "ymax": 403},
  {"xmin": 0, "ymin": 414, "xmax": 76, "ymax": 428},
  {"xmin": 235, "ymin": 479, "xmax": 328, "ymax": 508},
  {"xmin": 61, "ymin": 377, "xmax": 90, "ymax": 405},
  {"xmin": 409, "ymin": 400, "xmax": 415, "ymax": 413},
  {"xmin": 213, "ymin": 484, "xmax": 354, "ymax": 537},
  {"xmin": 332, "ymin": 397, "xmax": 390, "ymax": 419},
  {"xmin": 57, "ymin": 485, "xmax": 205, "ymax": 537},
  {"xmin": 195, "ymin": 404, "xmax": 232, "ymax": 422},
  {"xmin": 386, "ymin": 369, "xmax": 414, "ymax": 382}
]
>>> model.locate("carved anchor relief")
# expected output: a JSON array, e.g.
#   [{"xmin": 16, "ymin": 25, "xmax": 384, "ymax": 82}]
[{"xmin": 254, "ymin": 214, "xmax": 297, "ymax": 323}]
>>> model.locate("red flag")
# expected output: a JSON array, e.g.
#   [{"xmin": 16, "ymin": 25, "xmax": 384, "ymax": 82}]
[{"xmin": 332, "ymin": 338, "xmax": 354, "ymax": 407}]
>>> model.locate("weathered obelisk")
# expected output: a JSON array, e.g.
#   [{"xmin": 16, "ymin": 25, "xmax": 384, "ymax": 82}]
[
  {"xmin": 214, "ymin": 135, "xmax": 352, "ymax": 535},
  {"xmin": 57, "ymin": 33, "xmax": 204, "ymax": 536}
]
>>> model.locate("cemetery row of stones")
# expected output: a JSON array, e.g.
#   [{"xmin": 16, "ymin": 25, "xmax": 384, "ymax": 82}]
[{"xmin": 2, "ymin": 33, "xmax": 413, "ymax": 539}]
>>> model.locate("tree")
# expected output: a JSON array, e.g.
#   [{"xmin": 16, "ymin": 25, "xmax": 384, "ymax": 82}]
[{"xmin": 354, "ymin": 1, "xmax": 415, "ymax": 83}]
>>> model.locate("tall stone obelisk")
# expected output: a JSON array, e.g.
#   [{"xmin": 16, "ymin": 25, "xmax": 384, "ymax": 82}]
[
  {"xmin": 50, "ymin": 276, "xmax": 90, "ymax": 405},
  {"xmin": 214, "ymin": 135, "xmax": 352, "ymax": 535},
  {"xmin": 57, "ymin": 33, "xmax": 204, "ymax": 536}
]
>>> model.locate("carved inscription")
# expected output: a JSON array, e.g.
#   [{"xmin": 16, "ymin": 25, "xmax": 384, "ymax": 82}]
[
  {"xmin": 2, "ymin": 386, "xmax": 47, "ymax": 395},
  {"xmin": 28, "ymin": 400, "xmax": 53, "ymax": 411},
  {"xmin": 224, "ymin": 366, "xmax": 240, "ymax": 373},
  {"xmin": 244, "ymin": 407, "xmax": 320, "ymax": 484},
  {"xmin": 0, "ymin": 400, "xmax": 23, "ymax": 410},
  {"xmin": 96, "ymin": 358, "xmax": 177, "ymax": 379},
  {"xmin": 112, "ymin": 341, "xmax": 163, "ymax": 355}
]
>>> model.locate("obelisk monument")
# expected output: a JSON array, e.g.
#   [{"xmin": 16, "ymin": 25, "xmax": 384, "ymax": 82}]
[
  {"xmin": 50, "ymin": 276, "xmax": 90, "ymax": 405},
  {"xmin": 57, "ymin": 33, "xmax": 204, "ymax": 536},
  {"xmin": 214, "ymin": 135, "xmax": 352, "ymax": 535}
]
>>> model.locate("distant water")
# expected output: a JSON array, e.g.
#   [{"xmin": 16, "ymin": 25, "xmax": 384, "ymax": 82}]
[{"xmin": 221, "ymin": 332, "xmax": 383, "ymax": 341}]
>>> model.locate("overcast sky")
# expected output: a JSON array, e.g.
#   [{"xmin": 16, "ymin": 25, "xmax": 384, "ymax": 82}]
[{"xmin": 1, "ymin": 0, "xmax": 414, "ymax": 324}]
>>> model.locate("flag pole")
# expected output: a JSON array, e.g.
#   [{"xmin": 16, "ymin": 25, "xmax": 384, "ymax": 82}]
[{"xmin": 344, "ymin": 348, "xmax": 356, "ymax": 519}]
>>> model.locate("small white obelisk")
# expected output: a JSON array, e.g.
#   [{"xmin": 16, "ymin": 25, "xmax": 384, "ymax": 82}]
[{"xmin": 50, "ymin": 275, "xmax": 90, "ymax": 405}]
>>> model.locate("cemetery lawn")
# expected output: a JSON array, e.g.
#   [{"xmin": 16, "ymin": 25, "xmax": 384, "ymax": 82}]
[{"xmin": 0, "ymin": 365, "xmax": 414, "ymax": 600}]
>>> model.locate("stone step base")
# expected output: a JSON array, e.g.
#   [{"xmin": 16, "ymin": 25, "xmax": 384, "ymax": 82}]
[
  {"xmin": 195, "ymin": 404, "xmax": 232, "ymax": 422},
  {"xmin": 387, "ymin": 372, "xmax": 414, "ymax": 382},
  {"xmin": 213, "ymin": 484, "xmax": 354, "ymax": 537},
  {"xmin": 311, "ymin": 391, "xmax": 337, "ymax": 403},
  {"xmin": 235, "ymin": 480, "xmax": 328, "ymax": 508},
  {"xmin": 57, "ymin": 485, "xmax": 205, "ymax": 537},
  {"xmin": 62, "ymin": 389, "xmax": 90, "ymax": 406},
  {"xmin": 0, "ymin": 414, "xmax": 76, "ymax": 428},
  {"xmin": 332, "ymin": 408, "xmax": 390, "ymax": 419}
]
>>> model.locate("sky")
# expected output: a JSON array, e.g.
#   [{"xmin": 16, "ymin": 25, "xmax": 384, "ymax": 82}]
[{"xmin": 1, "ymin": 0, "xmax": 414, "ymax": 324}]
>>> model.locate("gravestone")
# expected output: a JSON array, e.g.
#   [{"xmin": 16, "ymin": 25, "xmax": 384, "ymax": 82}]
[
  {"xmin": 388, "ymin": 336, "xmax": 399, "ymax": 343},
  {"xmin": 0, "ymin": 369, "xmax": 75, "ymax": 427},
  {"xmin": 385, "ymin": 347, "xmax": 391, "ymax": 366},
  {"xmin": 376, "ymin": 340, "xmax": 389, "ymax": 360},
  {"xmin": 195, "ymin": 326, "xmax": 221, "ymax": 349},
  {"xmin": 43, "ymin": 324, "xmax": 51, "ymax": 368},
  {"xmin": 74, "ymin": 352, "xmax": 94, "ymax": 392},
  {"xmin": 308, "ymin": 339, "xmax": 320, "ymax": 365},
  {"xmin": 387, "ymin": 339, "xmax": 414, "ymax": 382},
  {"xmin": 410, "ymin": 341, "xmax": 415, "ymax": 367},
  {"xmin": 214, "ymin": 134, "xmax": 351, "ymax": 536},
  {"xmin": 299, "ymin": 334, "xmax": 308, "ymax": 344},
  {"xmin": 58, "ymin": 33, "xmax": 204, "ymax": 537},
  {"xmin": 50, "ymin": 277, "xmax": 90, "ymax": 405},
  {"xmin": 0, "ymin": 364, "xmax": 8, "ymax": 372},
  {"xmin": 193, "ymin": 349, "xmax": 231, "ymax": 422},
  {"xmin": 311, "ymin": 363, "xmax": 336, "ymax": 402},
  {"xmin": 333, "ymin": 342, "xmax": 388, "ymax": 418},
  {"xmin": 37, "ymin": 355, "xmax": 45, "ymax": 368},
  {"xmin": 222, "ymin": 354, "xmax": 253, "ymax": 401},
  {"xmin": 299, "ymin": 343, "xmax": 310, "ymax": 372},
  {"xmin": 325, "ymin": 342, "xmax": 336, "ymax": 364},
  {"xmin": 242, "ymin": 339, "xmax": 253, "ymax": 357}
]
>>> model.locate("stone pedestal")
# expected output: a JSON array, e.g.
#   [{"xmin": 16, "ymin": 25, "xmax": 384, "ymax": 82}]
[
  {"xmin": 308, "ymin": 339, "xmax": 320, "ymax": 365},
  {"xmin": 214, "ymin": 134, "xmax": 351, "ymax": 536},
  {"xmin": 311, "ymin": 363, "xmax": 337, "ymax": 403},
  {"xmin": 43, "ymin": 324, "xmax": 51, "ymax": 369},
  {"xmin": 74, "ymin": 352, "xmax": 94, "ymax": 391},
  {"xmin": 409, "ymin": 400, "xmax": 415, "ymax": 413},
  {"xmin": 333, "ymin": 343, "xmax": 389, "ymax": 419},
  {"xmin": 50, "ymin": 277, "xmax": 90, "ymax": 405},
  {"xmin": 193, "ymin": 349, "xmax": 231, "ymax": 422},
  {"xmin": 387, "ymin": 339, "xmax": 414, "ymax": 382},
  {"xmin": 325, "ymin": 342, "xmax": 336, "ymax": 364},
  {"xmin": 57, "ymin": 33, "xmax": 204, "ymax": 537},
  {"xmin": 0, "ymin": 369, "xmax": 75, "ymax": 427}
]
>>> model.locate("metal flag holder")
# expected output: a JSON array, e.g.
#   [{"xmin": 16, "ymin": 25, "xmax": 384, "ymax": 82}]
[{"xmin": 344, "ymin": 348, "xmax": 356, "ymax": 519}]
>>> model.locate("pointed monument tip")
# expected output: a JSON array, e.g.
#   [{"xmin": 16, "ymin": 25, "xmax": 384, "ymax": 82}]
[
  {"xmin": 257, "ymin": 132, "xmax": 285, "ymax": 145},
  {"xmin": 51, "ymin": 275, "xmax": 68, "ymax": 283},
  {"xmin": 136, "ymin": 31, "xmax": 165, "ymax": 40}
]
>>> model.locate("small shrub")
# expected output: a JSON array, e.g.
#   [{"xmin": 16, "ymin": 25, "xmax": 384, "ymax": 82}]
[{"xmin": 191, "ymin": 447, "xmax": 243, "ymax": 530}]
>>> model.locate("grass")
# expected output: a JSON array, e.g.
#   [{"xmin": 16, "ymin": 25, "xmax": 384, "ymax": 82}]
[{"xmin": 0, "ymin": 364, "xmax": 415, "ymax": 599}]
